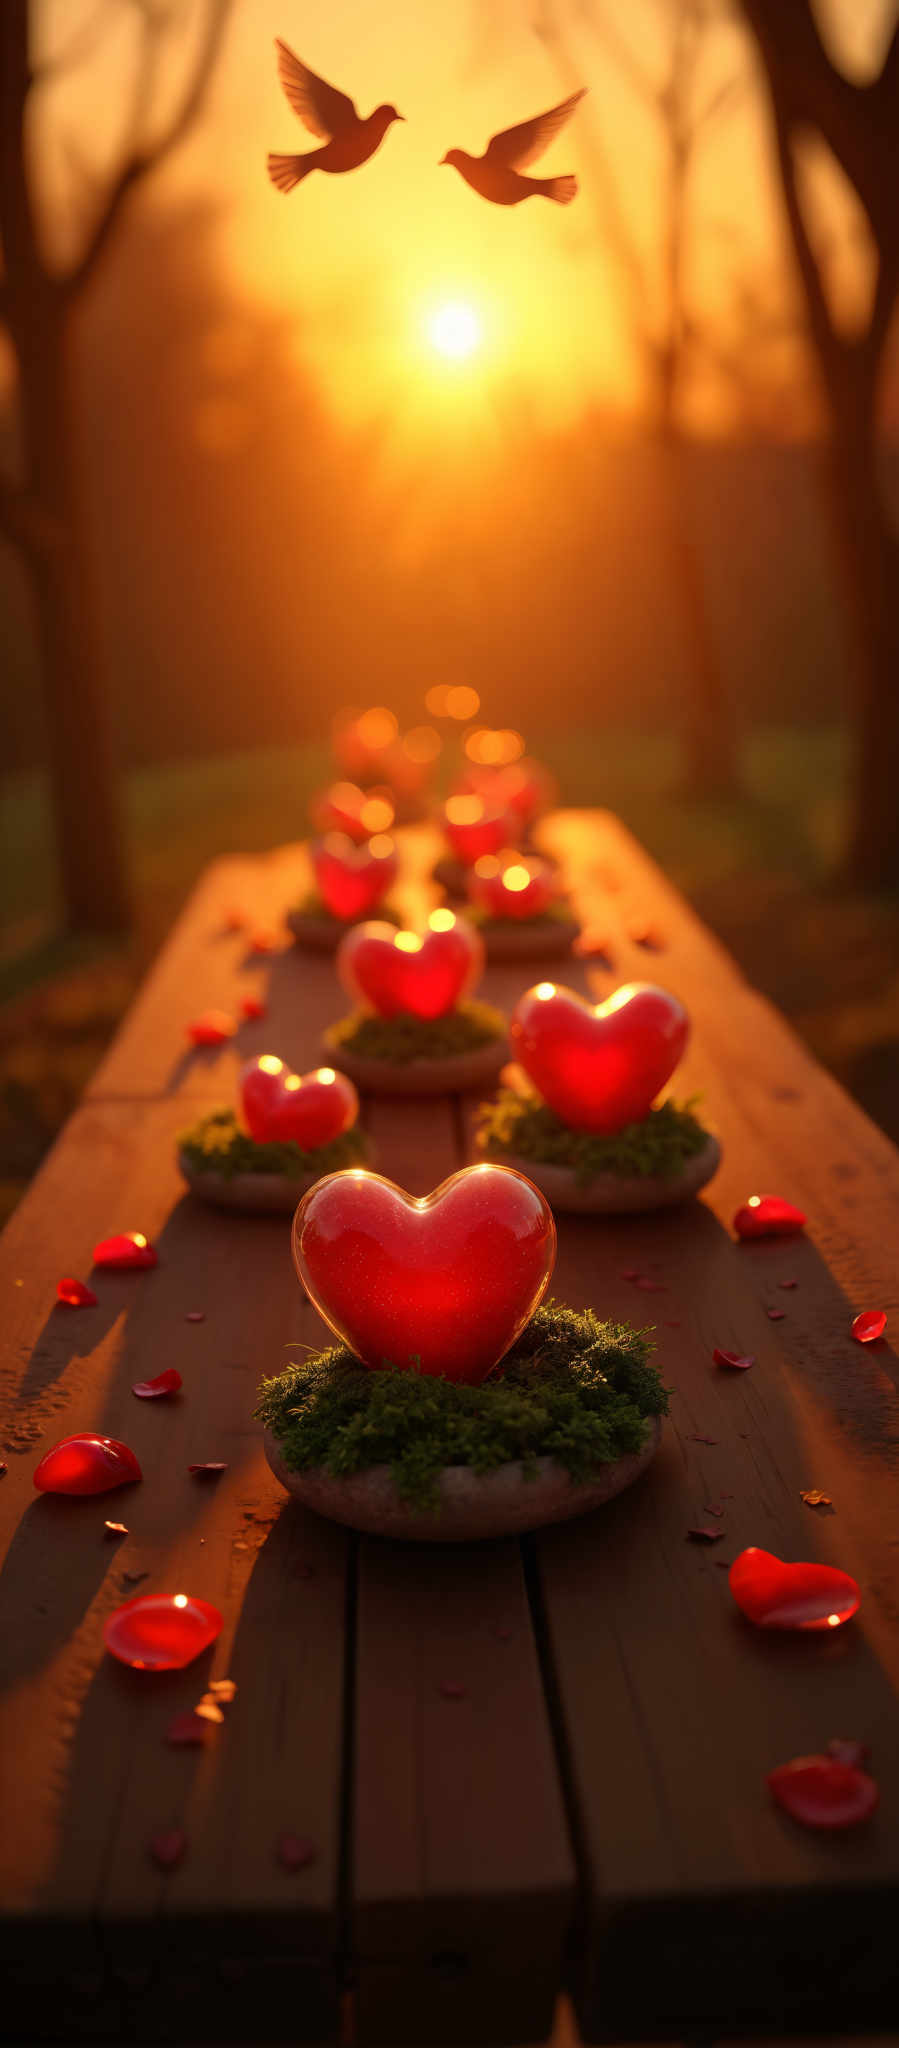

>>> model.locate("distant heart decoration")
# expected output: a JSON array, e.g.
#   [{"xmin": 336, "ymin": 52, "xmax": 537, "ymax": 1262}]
[
  {"xmin": 240, "ymin": 1056, "xmax": 358, "ymax": 1147},
  {"xmin": 728, "ymin": 1547, "xmax": 860, "ymax": 1630},
  {"xmin": 441, "ymin": 796, "xmax": 516, "ymax": 867},
  {"xmin": 337, "ymin": 910, "xmax": 484, "ymax": 1021},
  {"xmin": 509, "ymin": 980, "xmax": 689, "ymax": 1134},
  {"xmin": 467, "ymin": 852, "xmax": 558, "ymax": 922},
  {"xmin": 310, "ymin": 832, "xmax": 398, "ymax": 921}
]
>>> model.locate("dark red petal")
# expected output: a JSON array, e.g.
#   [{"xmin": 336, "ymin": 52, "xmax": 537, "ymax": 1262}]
[
  {"xmin": 767, "ymin": 1755, "xmax": 878, "ymax": 1830},
  {"xmin": 689, "ymin": 1434, "xmax": 718, "ymax": 1445},
  {"xmin": 852, "ymin": 1309, "xmax": 887, "ymax": 1344},
  {"xmin": 779, "ymin": 1279, "xmax": 798, "ymax": 1290},
  {"xmin": 277, "ymin": 1833, "xmax": 317, "ymax": 1870},
  {"xmin": 104, "ymin": 1594, "xmax": 222, "ymax": 1670},
  {"xmin": 713, "ymin": 1347, "xmax": 755, "ymax": 1371},
  {"xmin": 149, "ymin": 1828, "xmax": 188, "ymax": 1868},
  {"xmin": 767, "ymin": 1308, "xmax": 786, "ymax": 1320},
  {"xmin": 703, "ymin": 1504, "xmax": 726, "ymax": 1517},
  {"xmin": 185, "ymin": 1311, "xmax": 206, "ymax": 1323},
  {"xmin": 56, "ymin": 1277, "xmax": 98, "ymax": 1308},
  {"xmin": 166, "ymin": 1711, "xmax": 210, "ymax": 1746},
  {"xmin": 240, "ymin": 996, "xmax": 267, "ymax": 1020},
  {"xmin": 729, "ymin": 1547, "xmax": 860, "ymax": 1629},
  {"xmin": 733, "ymin": 1196, "xmax": 806, "ymax": 1240},
  {"xmin": 188, "ymin": 1462, "xmax": 228, "ymax": 1477},
  {"xmin": 34, "ymin": 1434, "xmax": 142, "ymax": 1496},
  {"xmin": 187, "ymin": 1010, "xmax": 236, "ymax": 1047},
  {"xmin": 621, "ymin": 1269, "xmax": 642, "ymax": 1282},
  {"xmin": 439, "ymin": 1679, "xmax": 468, "ymax": 1698},
  {"xmin": 687, "ymin": 1526, "xmax": 725, "ymax": 1542},
  {"xmin": 93, "ymin": 1233, "xmax": 157, "ymax": 1270},
  {"xmin": 132, "ymin": 1368, "xmax": 182, "ymax": 1400},
  {"xmin": 636, "ymin": 1277, "xmax": 667, "ymax": 1292}
]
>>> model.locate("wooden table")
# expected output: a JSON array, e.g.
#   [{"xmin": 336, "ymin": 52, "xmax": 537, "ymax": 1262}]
[{"xmin": 2, "ymin": 812, "xmax": 899, "ymax": 2047}]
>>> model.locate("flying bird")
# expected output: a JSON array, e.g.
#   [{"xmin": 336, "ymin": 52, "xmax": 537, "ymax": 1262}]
[
  {"xmin": 440, "ymin": 87, "xmax": 586, "ymax": 206},
  {"xmin": 267, "ymin": 39, "xmax": 403, "ymax": 194}
]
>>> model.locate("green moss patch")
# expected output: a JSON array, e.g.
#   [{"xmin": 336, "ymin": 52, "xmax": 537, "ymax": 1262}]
[
  {"xmin": 326, "ymin": 998, "xmax": 507, "ymax": 1063},
  {"xmin": 178, "ymin": 1107, "xmax": 369, "ymax": 1182},
  {"xmin": 256, "ymin": 1301, "xmax": 666, "ymax": 1510},
  {"xmin": 477, "ymin": 1085, "xmax": 708, "ymax": 1186},
  {"xmin": 291, "ymin": 892, "xmax": 402, "ymax": 926}
]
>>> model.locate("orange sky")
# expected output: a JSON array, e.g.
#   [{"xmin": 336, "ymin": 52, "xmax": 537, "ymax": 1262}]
[{"xmin": 35, "ymin": 0, "xmax": 889, "ymax": 438}]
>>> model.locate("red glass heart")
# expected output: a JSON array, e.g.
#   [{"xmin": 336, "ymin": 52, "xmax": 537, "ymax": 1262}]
[
  {"xmin": 240, "ymin": 1056, "xmax": 358, "ymax": 1147},
  {"xmin": 467, "ymin": 853, "xmax": 558, "ymax": 921},
  {"xmin": 187, "ymin": 1010, "xmax": 236, "ymax": 1047},
  {"xmin": 310, "ymin": 781, "xmax": 395, "ymax": 842},
  {"xmin": 456, "ymin": 757, "xmax": 553, "ymax": 828},
  {"xmin": 105, "ymin": 1593, "xmax": 222, "ymax": 1670},
  {"xmin": 729, "ymin": 1547, "xmax": 860, "ymax": 1629},
  {"xmin": 34, "ymin": 1434, "xmax": 142, "ymax": 1495},
  {"xmin": 292, "ymin": 1164, "xmax": 556, "ymax": 1385},
  {"xmin": 132, "ymin": 1368, "xmax": 182, "ymax": 1399},
  {"xmin": 441, "ymin": 796, "xmax": 517, "ymax": 866},
  {"xmin": 733, "ymin": 1196, "xmax": 806, "ymax": 1239},
  {"xmin": 852, "ymin": 1309, "xmax": 887, "ymax": 1344},
  {"xmin": 333, "ymin": 705, "xmax": 399, "ymax": 782},
  {"xmin": 57, "ymin": 1277, "xmax": 98, "ymax": 1308},
  {"xmin": 337, "ymin": 911, "xmax": 483, "ymax": 1020},
  {"xmin": 93, "ymin": 1232, "xmax": 157, "ymax": 1270},
  {"xmin": 311, "ymin": 833, "xmax": 398, "ymax": 921},
  {"xmin": 767, "ymin": 1755, "xmax": 878, "ymax": 1830},
  {"xmin": 509, "ymin": 981, "xmax": 688, "ymax": 1135}
]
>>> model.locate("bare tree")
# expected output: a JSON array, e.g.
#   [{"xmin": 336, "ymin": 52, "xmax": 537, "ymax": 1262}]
[
  {"xmin": 740, "ymin": 0, "xmax": 899, "ymax": 885},
  {"xmin": 0, "ymin": 0, "xmax": 231, "ymax": 929},
  {"xmin": 535, "ymin": 0, "xmax": 743, "ymax": 792}
]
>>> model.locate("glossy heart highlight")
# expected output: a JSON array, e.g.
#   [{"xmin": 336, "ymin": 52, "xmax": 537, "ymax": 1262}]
[
  {"xmin": 34, "ymin": 1434, "xmax": 142, "ymax": 1495},
  {"xmin": 510, "ymin": 981, "xmax": 689, "ymax": 1135},
  {"xmin": 241, "ymin": 1056, "xmax": 358, "ymax": 1148},
  {"xmin": 311, "ymin": 833, "xmax": 398, "ymax": 921},
  {"xmin": 468, "ymin": 853, "xmax": 558, "ymax": 921},
  {"xmin": 441, "ymin": 796, "xmax": 516, "ymax": 866},
  {"xmin": 292, "ymin": 1164, "xmax": 555, "ymax": 1384},
  {"xmin": 310, "ymin": 782, "xmax": 395, "ymax": 842},
  {"xmin": 337, "ymin": 910, "xmax": 483, "ymax": 1020},
  {"xmin": 729, "ymin": 1547, "xmax": 860, "ymax": 1630}
]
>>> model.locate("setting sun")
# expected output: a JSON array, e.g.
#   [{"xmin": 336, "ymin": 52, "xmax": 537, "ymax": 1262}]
[{"xmin": 426, "ymin": 302, "xmax": 482, "ymax": 361}]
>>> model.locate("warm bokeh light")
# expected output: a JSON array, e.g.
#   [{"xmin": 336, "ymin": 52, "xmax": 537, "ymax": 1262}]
[
  {"xmin": 400, "ymin": 724, "xmax": 442, "ymax": 763},
  {"xmin": 426, "ymin": 302, "xmax": 482, "ymax": 361},
  {"xmin": 428, "ymin": 909, "xmax": 456, "ymax": 932},
  {"xmin": 368, "ymin": 834, "xmax": 396, "ymax": 859},
  {"xmin": 465, "ymin": 728, "xmax": 526, "ymax": 766},
  {"xmin": 502, "ymin": 864, "xmax": 531, "ymax": 893},
  {"xmin": 445, "ymin": 686, "xmax": 480, "ymax": 721},
  {"xmin": 359, "ymin": 796, "xmax": 395, "ymax": 833},
  {"xmin": 445, "ymin": 794, "xmax": 486, "ymax": 827},
  {"xmin": 356, "ymin": 708, "xmax": 398, "ymax": 751},
  {"xmin": 395, "ymin": 931, "xmax": 423, "ymax": 953},
  {"xmin": 316, "ymin": 1068, "xmax": 337, "ymax": 1083}
]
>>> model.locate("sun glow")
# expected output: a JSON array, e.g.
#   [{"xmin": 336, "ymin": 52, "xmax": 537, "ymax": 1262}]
[{"xmin": 426, "ymin": 302, "xmax": 482, "ymax": 361}]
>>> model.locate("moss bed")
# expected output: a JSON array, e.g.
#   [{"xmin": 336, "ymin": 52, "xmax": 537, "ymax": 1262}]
[
  {"xmin": 256, "ymin": 1301, "xmax": 667, "ymax": 1511},
  {"xmin": 477, "ymin": 1085, "xmax": 709, "ymax": 1187},
  {"xmin": 291, "ymin": 892, "xmax": 402, "ymax": 926},
  {"xmin": 326, "ymin": 998, "xmax": 507, "ymax": 1063},
  {"xmin": 178, "ymin": 1107, "xmax": 369, "ymax": 1181}
]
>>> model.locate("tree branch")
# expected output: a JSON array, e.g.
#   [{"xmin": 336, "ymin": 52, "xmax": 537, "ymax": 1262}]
[{"xmin": 65, "ymin": 0, "xmax": 232, "ymax": 298}]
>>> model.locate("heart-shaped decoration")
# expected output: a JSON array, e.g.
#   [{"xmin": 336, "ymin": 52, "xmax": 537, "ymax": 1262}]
[
  {"xmin": 729, "ymin": 1547, "xmax": 860, "ymax": 1630},
  {"xmin": 733, "ymin": 1195, "xmax": 806, "ymax": 1239},
  {"xmin": 441, "ymin": 796, "xmax": 516, "ymax": 866},
  {"xmin": 292, "ymin": 1164, "xmax": 555, "ymax": 1384},
  {"xmin": 509, "ymin": 981, "xmax": 688, "ymax": 1135},
  {"xmin": 34, "ymin": 1434, "xmax": 142, "ymax": 1495},
  {"xmin": 310, "ymin": 782, "xmax": 395, "ymax": 843},
  {"xmin": 468, "ymin": 853, "xmax": 557, "ymax": 922},
  {"xmin": 337, "ymin": 910, "xmax": 483, "ymax": 1020},
  {"xmin": 455, "ymin": 756, "xmax": 554, "ymax": 827},
  {"xmin": 311, "ymin": 832, "xmax": 398, "ymax": 921},
  {"xmin": 241, "ymin": 1056, "xmax": 358, "ymax": 1148}
]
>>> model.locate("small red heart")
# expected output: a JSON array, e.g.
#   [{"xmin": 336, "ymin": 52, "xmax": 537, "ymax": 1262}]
[
  {"xmin": 767, "ymin": 1755, "xmax": 878, "ymax": 1830},
  {"xmin": 454, "ymin": 757, "xmax": 553, "ymax": 828},
  {"xmin": 467, "ymin": 852, "xmax": 558, "ymax": 921},
  {"xmin": 292, "ymin": 1164, "xmax": 555, "ymax": 1384},
  {"xmin": 34, "ymin": 1434, "xmax": 142, "ymax": 1496},
  {"xmin": 510, "ymin": 980, "xmax": 688, "ymax": 1134},
  {"xmin": 93, "ymin": 1233, "xmax": 157, "ymax": 1270},
  {"xmin": 240, "ymin": 1056, "xmax": 358, "ymax": 1148},
  {"xmin": 441, "ymin": 796, "xmax": 517, "ymax": 866},
  {"xmin": 733, "ymin": 1196, "xmax": 806, "ymax": 1239},
  {"xmin": 310, "ymin": 781, "xmax": 394, "ymax": 843},
  {"xmin": 729, "ymin": 1547, "xmax": 860, "ymax": 1630},
  {"xmin": 337, "ymin": 911, "xmax": 483, "ymax": 1020},
  {"xmin": 311, "ymin": 833, "xmax": 397, "ymax": 921}
]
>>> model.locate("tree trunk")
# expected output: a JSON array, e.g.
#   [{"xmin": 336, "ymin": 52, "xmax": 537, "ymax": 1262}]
[
  {"xmin": 18, "ymin": 286, "xmax": 131, "ymax": 931},
  {"xmin": 823, "ymin": 390, "xmax": 899, "ymax": 886}
]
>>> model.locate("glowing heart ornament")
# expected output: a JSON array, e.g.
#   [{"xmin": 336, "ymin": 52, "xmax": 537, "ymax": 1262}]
[
  {"xmin": 240, "ymin": 1057, "xmax": 358, "ymax": 1148},
  {"xmin": 292, "ymin": 1164, "xmax": 556, "ymax": 1384},
  {"xmin": 337, "ymin": 910, "xmax": 484, "ymax": 1021},
  {"xmin": 510, "ymin": 981, "xmax": 689, "ymax": 1134},
  {"xmin": 441, "ymin": 796, "xmax": 517, "ymax": 867},
  {"xmin": 310, "ymin": 833, "xmax": 398, "ymax": 921},
  {"xmin": 310, "ymin": 782, "xmax": 395, "ymax": 843},
  {"xmin": 468, "ymin": 853, "xmax": 558, "ymax": 922}
]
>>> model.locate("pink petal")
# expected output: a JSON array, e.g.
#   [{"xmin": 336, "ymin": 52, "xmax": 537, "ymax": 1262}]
[
  {"xmin": 188, "ymin": 1462, "xmax": 228, "ymax": 1477},
  {"xmin": 149, "ymin": 1828, "xmax": 188, "ymax": 1869},
  {"xmin": 185, "ymin": 1311, "xmax": 206, "ymax": 1323},
  {"xmin": 187, "ymin": 1010, "xmax": 236, "ymax": 1047},
  {"xmin": 713, "ymin": 1347, "xmax": 755, "ymax": 1371},
  {"xmin": 767, "ymin": 1755, "xmax": 878, "ymax": 1830},
  {"xmin": 132, "ymin": 1368, "xmax": 182, "ymax": 1400},
  {"xmin": 636, "ymin": 1277, "xmax": 667, "ymax": 1293},
  {"xmin": 621, "ymin": 1268, "xmax": 642, "ymax": 1282},
  {"xmin": 852, "ymin": 1309, "xmax": 887, "ymax": 1344},
  {"xmin": 767, "ymin": 1308, "xmax": 786, "ymax": 1321},
  {"xmin": 56, "ymin": 1277, "xmax": 98, "ymax": 1308},
  {"xmin": 703, "ymin": 1505, "xmax": 726, "ymax": 1518},
  {"xmin": 93, "ymin": 1233, "xmax": 157, "ymax": 1271}
]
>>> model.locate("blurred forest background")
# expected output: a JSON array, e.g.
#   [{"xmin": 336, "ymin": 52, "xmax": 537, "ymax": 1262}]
[{"xmin": 2, "ymin": 0, "xmax": 899, "ymax": 1222}]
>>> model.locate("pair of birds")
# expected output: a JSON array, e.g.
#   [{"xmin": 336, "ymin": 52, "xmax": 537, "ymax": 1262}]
[{"xmin": 267, "ymin": 40, "xmax": 586, "ymax": 206}]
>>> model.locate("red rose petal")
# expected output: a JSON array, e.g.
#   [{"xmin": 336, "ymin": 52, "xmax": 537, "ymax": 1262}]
[
  {"xmin": 439, "ymin": 1679, "xmax": 468, "ymax": 1698},
  {"xmin": 93, "ymin": 1233, "xmax": 157, "ymax": 1271},
  {"xmin": 166, "ymin": 1711, "xmax": 210, "ymax": 1746},
  {"xmin": 187, "ymin": 1010, "xmax": 236, "ymax": 1047},
  {"xmin": 56, "ymin": 1277, "xmax": 98, "ymax": 1308},
  {"xmin": 636, "ymin": 1277, "xmax": 667, "ymax": 1293},
  {"xmin": 185, "ymin": 1311, "xmax": 205, "ymax": 1323},
  {"xmin": 689, "ymin": 1434, "xmax": 718, "ymax": 1445},
  {"xmin": 664, "ymin": 1319, "xmax": 682, "ymax": 1328},
  {"xmin": 687, "ymin": 1526, "xmax": 725, "ymax": 1542},
  {"xmin": 767, "ymin": 1308, "xmax": 786, "ymax": 1321},
  {"xmin": 277, "ymin": 1833, "xmax": 317, "ymax": 1871},
  {"xmin": 852, "ymin": 1309, "xmax": 887, "ymax": 1344},
  {"xmin": 729, "ymin": 1547, "xmax": 860, "ymax": 1629},
  {"xmin": 149, "ymin": 1828, "xmax": 188, "ymax": 1869},
  {"xmin": 34, "ymin": 1434, "xmax": 142, "ymax": 1496},
  {"xmin": 188, "ymin": 1462, "xmax": 227, "ymax": 1477},
  {"xmin": 827, "ymin": 1737, "xmax": 869, "ymax": 1768},
  {"xmin": 733, "ymin": 1196, "xmax": 806, "ymax": 1240},
  {"xmin": 240, "ymin": 996, "xmax": 268, "ymax": 1020},
  {"xmin": 713, "ymin": 1347, "xmax": 755, "ymax": 1371},
  {"xmin": 767, "ymin": 1755, "xmax": 878, "ymax": 1830},
  {"xmin": 779, "ymin": 1279, "xmax": 798, "ymax": 1290},
  {"xmin": 132, "ymin": 1368, "xmax": 182, "ymax": 1400},
  {"xmin": 621, "ymin": 1269, "xmax": 642, "ymax": 1282},
  {"xmin": 104, "ymin": 1593, "xmax": 223, "ymax": 1670}
]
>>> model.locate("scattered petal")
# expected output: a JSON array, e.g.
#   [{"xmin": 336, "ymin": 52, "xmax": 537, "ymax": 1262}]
[
  {"xmin": 104, "ymin": 1520, "xmax": 129, "ymax": 1537},
  {"xmin": 779, "ymin": 1279, "xmax": 798, "ymax": 1290},
  {"xmin": 104, "ymin": 1594, "xmax": 223, "ymax": 1670},
  {"xmin": 185, "ymin": 1311, "xmax": 206, "ymax": 1323},
  {"xmin": 687, "ymin": 1526, "xmax": 725, "ymax": 1542},
  {"xmin": 852, "ymin": 1310, "xmax": 887, "ymax": 1345},
  {"xmin": 34, "ymin": 1434, "xmax": 142, "ymax": 1496},
  {"xmin": 439, "ymin": 1679, "xmax": 468, "ymax": 1698},
  {"xmin": 729, "ymin": 1548, "xmax": 859, "ymax": 1629},
  {"xmin": 713, "ymin": 1348, "xmax": 755, "ymax": 1371},
  {"xmin": 767, "ymin": 1755, "xmax": 878, "ymax": 1831},
  {"xmin": 194, "ymin": 1698, "xmax": 225, "ymax": 1725},
  {"xmin": 132, "ymin": 1368, "xmax": 182, "ymax": 1400},
  {"xmin": 621, "ymin": 1269, "xmax": 642, "ymax": 1282},
  {"xmin": 187, "ymin": 1010, "xmax": 235, "ymax": 1048},
  {"xmin": 800, "ymin": 1488, "xmax": 833, "ymax": 1508},
  {"xmin": 689, "ymin": 1434, "xmax": 718, "ymax": 1445},
  {"xmin": 56, "ymin": 1277, "xmax": 98, "ymax": 1308},
  {"xmin": 733, "ymin": 1196, "xmax": 806, "ymax": 1241},
  {"xmin": 166, "ymin": 1711, "xmax": 209, "ymax": 1747},
  {"xmin": 767, "ymin": 1308, "xmax": 786, "ymax": 1321},
  {"xmin": 277, "ymin": 1833, "xmax": 317, "ymax": 1871},
  {"xmin": 93, "ymin": 1233, "xmax": 157, "ymax": 1271},
  {"xmin": 664, "ymin": 1319, "xmax": 682, "ymax": 1328},
  {"xmin": 714, "ymin": 1559, "xmax": 732, "ymax": 1568},
  {"xmin": 636, "ymin": 1277, "xmax": 667, "ymax": 1293},
  {"xmin": 826, "ymin": 1738, "xmax": 869, "ymax": 1768},
  {"xmin": 188, "ymin": 1462, "xmax": 227, "ymax": 1478},
  {"xmin": 240, "ymin": 996, "xmax": 267, "ymax": 1020},
  {"xmin": 703, "ymin": 1504, "xmax": 726, "ymax": 1518},
  {"xmin": 249, "ymin": 930, "xmax": 279, "ymax": 954},
  {"xmin": 149, "ymin": 1828, "xmax": 188, "ymax": 1869}
]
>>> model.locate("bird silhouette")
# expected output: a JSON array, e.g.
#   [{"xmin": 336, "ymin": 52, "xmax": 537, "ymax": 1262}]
[
  {"xmin": 440, "ymin": 88, "xmax": 586, "ymax": 206},
  {"xmin": 267, "ymin": 39, "xmax": 403, "ymax": 193}
]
